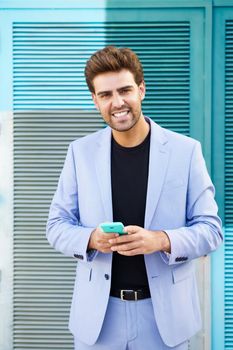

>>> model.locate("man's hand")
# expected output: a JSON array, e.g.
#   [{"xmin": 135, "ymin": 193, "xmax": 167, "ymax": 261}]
[
  {"xmin": 108, "ymin": 225, "xmax": 171, "ymax": 256},
  {"xmin": 88, "ymin": 227, "xmax": 119, "ymax": 253}
]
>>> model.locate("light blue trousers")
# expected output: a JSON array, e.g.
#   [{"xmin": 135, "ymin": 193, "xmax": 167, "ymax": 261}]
[{"xmin": 74, "ymin": 297, "xmax": 188, "ymax": 350}]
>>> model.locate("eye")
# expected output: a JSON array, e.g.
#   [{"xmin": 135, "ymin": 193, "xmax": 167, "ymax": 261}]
[
  {"xmin": 120, "ymin": 88, "xmax": 131, "ymax": 95},
  {"xmin": 99, "ymin": 92, "xmax": 111, "ymax": 99}
]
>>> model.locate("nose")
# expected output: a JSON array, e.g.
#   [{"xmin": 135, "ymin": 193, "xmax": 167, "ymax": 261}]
[{"xmin": 112, "ymin": 93, "xmax": 124, "ymax": 109}]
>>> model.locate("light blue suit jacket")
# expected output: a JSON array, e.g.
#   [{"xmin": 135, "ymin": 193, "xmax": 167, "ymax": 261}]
[{"xmin": 46, "ymin": 118, "xmax": 222, "ymax": 347}]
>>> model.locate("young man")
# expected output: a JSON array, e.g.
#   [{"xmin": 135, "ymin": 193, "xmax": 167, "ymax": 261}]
[{"xmin": 46, "ymin": 46, "xmax": 223, "ymax": 350}]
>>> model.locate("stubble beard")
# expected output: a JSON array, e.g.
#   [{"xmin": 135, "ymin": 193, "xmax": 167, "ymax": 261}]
[{"xmin": 107, "ymin": 107, "xmax": 142, "ymax": 132}]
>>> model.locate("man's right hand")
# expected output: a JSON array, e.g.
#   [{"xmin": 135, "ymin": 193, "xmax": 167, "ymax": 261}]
[{"xmin": 88, "ymin": 227, "xmax": 119, "ymax": 253}]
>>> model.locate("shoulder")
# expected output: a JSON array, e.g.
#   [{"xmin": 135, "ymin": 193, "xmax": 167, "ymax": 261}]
[
  {"xmin": 164, "ymin": 128, "xmax": 201, "ymax": 160},
  {"xmin": 150, "ymin": 118, "xmax": 199, "ymax": 149},
  {"xmin": 164, "ymin": 128, "xmax": 198, "ymax": 147},
  {"xmin": 69, "ymin": 127, "xmax": 109, "ymax": 150},
  {"xmin": 149, "ymin": 118, "xmax": 201, "ymax": 159}
]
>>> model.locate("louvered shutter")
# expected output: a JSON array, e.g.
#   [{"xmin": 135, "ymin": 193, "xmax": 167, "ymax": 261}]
[
  {"xmin": 225, "ymin": 19, "xmax": 233, "ymax": 350},
  {"xmin": 104, "ymin": 22, "xmax": 191, "ymax": 134},
  {"xmin": 13, "ymin": 21, "xmax": 192, "ymax": 349}
]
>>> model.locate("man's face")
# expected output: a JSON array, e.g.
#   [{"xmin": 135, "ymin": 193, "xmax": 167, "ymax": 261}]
[{"xmin": 92, "ymin": 69, "xmax": 145, "ymax": 132}]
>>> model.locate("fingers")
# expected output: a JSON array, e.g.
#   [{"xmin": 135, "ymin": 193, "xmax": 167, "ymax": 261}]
[
  {"xmin": 97, "ymin": 232, "xmax": 118, "ymax": 252},
  {"xmin": 89, "ymin": 227, "xmax": 119, "ymax": 252},
  {"xmin": 108, "ymin": 225, "xmax": 141, "ymax": 245},
  {"xmin": 110, "ymin": 233, "xmax": 141, "ymax": 253},
  {"xmin": 124, "ymin": 225, "xmax": 141, "ymax": 235},
  {"xmin": 109, "ymin": 226, "xmax": 150, "ymax": 256},
  {"xmin": 117, "ymin": 248, "xmax": 142, "ymax": 256},
  {"xmin": 91, "ymin": 225, "xmax": 145, "ymax": 254},
  {"xmin": 111, "ymin": 240, "xmax": 139, "ymax": 252},
  {"xmin": 108, "ymin": 234, "xmax": 132, "ymax": 245}
]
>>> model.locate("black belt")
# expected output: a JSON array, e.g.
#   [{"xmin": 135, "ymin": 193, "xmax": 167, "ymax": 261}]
[{"xmin": 110, "ymin": 288, "xmax": 151, "ymax": 301}]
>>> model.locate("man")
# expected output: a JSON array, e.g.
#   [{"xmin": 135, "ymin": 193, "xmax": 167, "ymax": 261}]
[{"xmin": 46, "ymin": 46, "xmax": 223, "ymax": 350}]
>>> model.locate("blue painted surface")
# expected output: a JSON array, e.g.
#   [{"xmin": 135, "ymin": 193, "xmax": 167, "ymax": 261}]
[
  {"xmin": 212, "ymin": 7, "xmax": 233, "ymax": 350},
  {"xmin": 0, "ymin": 16, "xmax": 13, "ymax": 111},
  {"xmin": 212, "ymin": 8, "xmax": 226, "ymax": 350}
]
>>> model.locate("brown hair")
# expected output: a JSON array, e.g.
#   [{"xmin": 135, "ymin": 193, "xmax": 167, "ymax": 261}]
[{"xmin": 85, "ymin": 46, "xmax": 144, "ymax": 93}]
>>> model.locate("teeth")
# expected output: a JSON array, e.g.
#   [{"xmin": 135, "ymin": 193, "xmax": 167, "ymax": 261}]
[{"xmin": 113, "ymin": 111, "xmax": 129, "ymax": 118}]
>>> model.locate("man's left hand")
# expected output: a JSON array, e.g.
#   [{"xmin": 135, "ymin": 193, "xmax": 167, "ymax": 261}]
[{"xmin": 108, "ymin": 225, "xmax": 171, "ymax": 256}]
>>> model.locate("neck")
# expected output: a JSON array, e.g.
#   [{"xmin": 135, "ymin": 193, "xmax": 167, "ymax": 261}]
[{"xmin": 112, "ymin": 115, "xmax": 150, "ymax": 147}]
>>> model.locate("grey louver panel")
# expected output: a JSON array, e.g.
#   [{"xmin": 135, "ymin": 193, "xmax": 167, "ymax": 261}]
[
  {"xmin": 225, "ymin": 20, "xmax": 233, "ymax": 350},
  {"xmin": 13, "ymin": 22, "xmax": 190, "ymax": 349}
]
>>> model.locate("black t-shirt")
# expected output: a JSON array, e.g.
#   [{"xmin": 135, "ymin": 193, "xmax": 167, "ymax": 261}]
[{"xmin": 110, "ymin": 130, "xmax": 150, "ymax": 290}]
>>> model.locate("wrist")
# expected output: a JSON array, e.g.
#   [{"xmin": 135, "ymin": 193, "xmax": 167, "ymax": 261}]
[
  {"xmin": 88, "ymin": 229, "xmax": 96, "ymax": 250},
  {"xmin": 159, "ymin": 231, "xmax": 171, "ymax": 253}
]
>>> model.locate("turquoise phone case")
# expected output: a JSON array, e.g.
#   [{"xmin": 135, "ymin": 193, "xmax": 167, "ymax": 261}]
[{"xmin": 100, "ymin": 222, "xmax": 125, "ymax": 234}]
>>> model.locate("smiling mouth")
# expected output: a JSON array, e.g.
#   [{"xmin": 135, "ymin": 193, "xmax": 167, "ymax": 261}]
[{"xmin": 112, "ymin": 110, "xmax": 130, "ymax": 118}]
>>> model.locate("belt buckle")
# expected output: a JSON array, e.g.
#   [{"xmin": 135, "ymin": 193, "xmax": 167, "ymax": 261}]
[{"xmin": 120, "ymin": 289, "xmax": 138, "ymax": 301}]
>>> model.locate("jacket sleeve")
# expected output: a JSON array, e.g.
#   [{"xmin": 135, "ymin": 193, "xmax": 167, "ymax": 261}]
[
  {"xmin": 160, "ymin": 141, "xmax": 223, "ymax": 265},
  {"xmin": 46, "ymin": 142, "xmax": 97, "ymax": 262}
]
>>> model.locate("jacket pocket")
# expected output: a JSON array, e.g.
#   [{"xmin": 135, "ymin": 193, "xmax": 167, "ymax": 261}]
[
  {"xmin": 77, "ymin": 263, "xmax": 92, "ymax": 283},
  {"xmin": 172, "ymin": 262, "xmax": 193, "ymax": 283}
]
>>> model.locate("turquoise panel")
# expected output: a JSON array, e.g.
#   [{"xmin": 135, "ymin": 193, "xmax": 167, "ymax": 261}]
[{"xmin": 213, "ymin": 7, "xmax": 233, "ymax": 350}]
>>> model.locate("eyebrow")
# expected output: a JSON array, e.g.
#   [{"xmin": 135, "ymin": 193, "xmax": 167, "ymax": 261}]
[{"xmin": 96, "ymin": 85, "xmax": 134, "ymax": 96}]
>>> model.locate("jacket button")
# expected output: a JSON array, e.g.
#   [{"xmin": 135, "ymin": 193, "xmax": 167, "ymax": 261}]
[
  {"xmin": 74, "ymin": 254, "xmax": 84, "ymax": 260},
  {"xmin": 104, "ymin": 274, "xmax": 110, "ymax": 280}
]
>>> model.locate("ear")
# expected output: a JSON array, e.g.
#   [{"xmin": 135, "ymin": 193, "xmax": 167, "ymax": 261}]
[
  {"xmin": 139, "ymin": 81, "xmax": 146, "ymax": 101},
  {"xmin": 92, "ymin": 93, "xmax": 99, "ymax": 110}
]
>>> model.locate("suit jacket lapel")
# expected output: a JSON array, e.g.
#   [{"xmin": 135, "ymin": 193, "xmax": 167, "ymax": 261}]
[
  {"xmin": 95, "ymin": 127, "xmax": 113, "ymax": 221},
  {"xmin": 144, "ymin": 121, "xmax": 170, "ymax": 229},
  {"xmin": 94, "ymin": 120, "xmax": 170, "ymax": 227}
]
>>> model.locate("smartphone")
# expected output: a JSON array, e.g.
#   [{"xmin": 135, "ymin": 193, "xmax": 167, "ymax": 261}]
[{"xmin": 99, "ymin": 222, "xmax": 126, "ymax": 235}]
